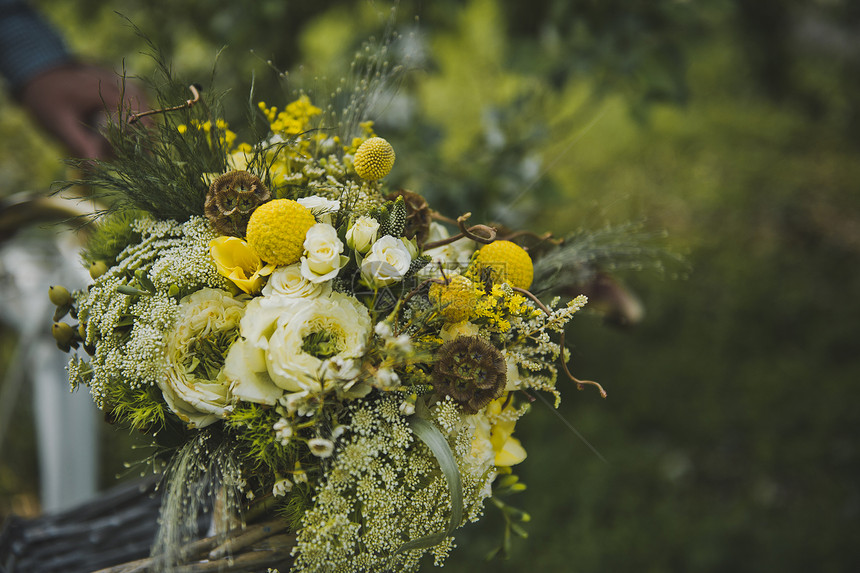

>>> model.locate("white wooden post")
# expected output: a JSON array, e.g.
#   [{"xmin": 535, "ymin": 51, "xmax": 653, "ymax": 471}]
[{"xmin": 0, "ymin": 227, "xmax": 97, "ymax": 512}]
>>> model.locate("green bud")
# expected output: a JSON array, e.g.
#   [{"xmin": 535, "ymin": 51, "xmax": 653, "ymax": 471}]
[
  {"xmin": 510, "ymin": 521, "xmax": 529, "ymax": 539},
  {"xmin": 52, "ymin": 322, "xmax": 75, "ymax": 345},
  {"xmin": 48, "ymin": 285, "xmax": 71, "ymax": 306},
  {"xmin": 116, "ymin": 285, "xmax": 146, "ymax": 296},
  {"xmin": 134, "ymin": 269, "xmax": 156, "ymax": 292},
  {"xmin": 497, "ymin": 474, "xmax": 520, "ymax": 489},
  {"xmin": 89, "ymin": 260, "xmax": 108, "ymax": 279}
]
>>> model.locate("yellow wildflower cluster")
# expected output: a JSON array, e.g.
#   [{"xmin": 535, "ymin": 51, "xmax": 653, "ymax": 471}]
[
  {"xmin": 345, "ymin": 121, "xmax": 378, "ymax": 154},
  {"xmin": 177, "ymin": 119, "xmax": 238, "ymax": 149},
  {"xmin": 473, "ymin": 283, "xmax": 540, "ymax": 333},
  {"xmin": 258, "ymin": 95, "xmax": 322, "ymax": 137},
  {"xmin": 250, "ymin": 96, "xmax": 350, "ymax": 193}
]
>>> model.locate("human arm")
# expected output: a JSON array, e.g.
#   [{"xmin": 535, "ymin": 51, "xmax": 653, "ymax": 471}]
[{"xmin": 0, "ymin": 0, "xmax": 147, "ymax": 159}]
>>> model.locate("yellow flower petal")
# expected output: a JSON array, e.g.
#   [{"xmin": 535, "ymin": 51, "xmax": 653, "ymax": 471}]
[
  {"xmin": 494, "ymin": 435, "xmax": 527, "ymax": 467},
  {"xmin": 486, "ymin": 395, "xmax": 527, "ymax": 466},
  {"xmin": 490, "ymin": 418, "xmax": 516, "ymax": 452},
  {"xmin": 210, "ymin": 236, "xmax": 270, "ymax": 294}
]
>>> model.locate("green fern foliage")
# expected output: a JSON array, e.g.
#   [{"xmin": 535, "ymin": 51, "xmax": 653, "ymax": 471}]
[
  {"xmin": 59, "ymin": 40, "xmax": 233, "ymax": 221},
  {"xmin": 81, "ymin": 208, "xmax": 148, "ymax": 266}
]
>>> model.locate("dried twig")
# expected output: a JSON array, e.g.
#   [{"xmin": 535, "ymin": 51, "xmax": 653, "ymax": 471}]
[
  {"xmin": 423, "ymin": 212, "xmax": 496, "ymax": 250},
  {"xmin": 90, "ymin": 521, "xmax": 294, "ymax": 573},
  {"xmin": 511, "ymin": 286, "xmax": 607, "ymax": 398},
  {"xmin": 208, "ymin": 520, "xmax": 287, "ymax": 560},
  {"xmin": 499, "ymin": 230, "xmax": 564, "ymax": 247},
  {"xmin": 128, "ymin": 84, "xmax": 202, "ymax": 124}
]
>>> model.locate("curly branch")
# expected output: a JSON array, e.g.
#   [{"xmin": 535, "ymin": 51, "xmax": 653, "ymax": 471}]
[
  {"xmin": 423, "ymin": 212, "xmax": 497, "ymax": 250},
  {"xmin": 129, "ymin": 84, "xmax": 202, "ymax": 124},
  {"xmin": 511, "ymin": 286, "xmax": 607, "ymax": 398}
]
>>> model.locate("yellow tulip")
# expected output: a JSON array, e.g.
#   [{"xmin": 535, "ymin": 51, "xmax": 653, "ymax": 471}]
[
  {"xmin": 494, "ymin": 434, "xmax": 527, "ymax": 467},
  {"xmin": 210, "ymin": 236, "xmax": 274, "ymax": 295},
  {"xmin": 480, "ymin": 396, "xmax": 528, "ymax": 467}
]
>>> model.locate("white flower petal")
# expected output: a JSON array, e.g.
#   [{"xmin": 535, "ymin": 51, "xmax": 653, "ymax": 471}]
[{"xmin": 157, "ymin": 288, "xmax": 244, "ymax": 427}]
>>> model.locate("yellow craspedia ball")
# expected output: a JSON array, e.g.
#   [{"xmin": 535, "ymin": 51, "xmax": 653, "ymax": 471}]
[
  {"xmin": 471, "ymin": 240, "xmax": 534, "ymax": 290},
  {"xmin": 429, "ymin": 275, "xmax": 479, "ymax": 323},
  {"xmin": 245, "ymin": 199, "xmax": 315, "ymax": 265},
  {"xmin": 353, "ymin": 137, "xmax": 395, "ymax": 180}
]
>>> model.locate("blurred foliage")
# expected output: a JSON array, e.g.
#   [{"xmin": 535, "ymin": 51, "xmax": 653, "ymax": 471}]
[
  {"xmin": 2, "ymin": 0, "xmax": 860, "ymax": 570},
  {"xmin": 0, "ymin": 330, "xmax": 39, "ymax": 518},
  {"xmin": 439, "ymin": 30, "xmax": 860, "ymax": 571},
  {"xmin": 0, "ymin": 92, "xmax": 67, "ymax": 195}
]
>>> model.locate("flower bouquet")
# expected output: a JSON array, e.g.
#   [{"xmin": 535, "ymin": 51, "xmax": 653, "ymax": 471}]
[{"xmin": 48, "ymin": 46, "xmax": 624, "ymax": 572}]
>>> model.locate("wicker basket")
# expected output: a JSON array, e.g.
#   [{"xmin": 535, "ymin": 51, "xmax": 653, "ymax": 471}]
[{"xmin": 0, "ymin": 477, "xmax": 294, "ymax": 573}]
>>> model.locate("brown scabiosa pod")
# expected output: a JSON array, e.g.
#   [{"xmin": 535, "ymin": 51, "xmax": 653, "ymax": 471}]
[
  {"xmin": 204, "ymin": 170, "xmax": 271, "ymax": 236},
  {"xmin": 432, "ymin": 335, "xmax": 507, "ymax": 413}
]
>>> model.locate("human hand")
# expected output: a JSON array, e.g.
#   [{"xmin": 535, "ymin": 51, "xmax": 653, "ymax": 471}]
[{"xmin": 18, "ymin": 63, "xmax": 148, "ymax": 159}]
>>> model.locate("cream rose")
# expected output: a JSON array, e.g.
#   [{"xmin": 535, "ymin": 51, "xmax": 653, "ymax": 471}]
[
  {"xmin": 298, "ymin": 195, "xmax": 340, "ymax": 224},
  {"xmin": 263, "ymin": 263, "xmax": 331, "ymax": 298},
  {"xmin": 422, "ymin": 222, "xmax": 476, "ymax": 275},
  {"xmin": 466, "ymin": 413, "xmax": 496, "ymax": 472},
  {"xmin": 301, "ymin": 223, "xmax": 348, "ymax": 283},
  {"xmin": 345, "ymin": 216, "xmax": 379, "ymax": 254},
  {"xmin": 158, "ymin": 288, "xmax": 245, "ymax": 428},
  {"xmin": 360, "ymin": 235, "xmax": 413, "ymax": 288},
  {"xmin": 224, "ymin": 292, "xmax": 371, "ymax": 405},
  {"xmin": 505, "ymin": 354, "xmax": 522, "ymax": 391}
]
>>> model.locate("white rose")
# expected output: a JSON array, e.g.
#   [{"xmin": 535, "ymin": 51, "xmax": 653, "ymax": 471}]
[
  {"xmin": 159, "ymin": 288, "xmax": 245, "ymax": 428},
  {"xmin": 375, "ymin": 367, "xmax": 400, "ymax": 389},
  {"xmin": 263, "ymin": 263, "xmax": 331, "ymax": 298},
  {"xmin": 345, "ymin": 216, "xmax": 379, "ymax": 254},
  {"xmin": 224, "ymin": 292, "xmax": 371, "ymax": 404},
  {"xmin": 505, "ymin": 354, "xmax": 522, "ymax": 391},
  {"xmin": 360, "ymin": 235, "xmax": 413, "ymax": 288},
  {"xmin": 298, "ymin": 195, "xmax": 340, "ymax": 224},
  {"xmin": 301, "ymin": 223, "xmax": 348, "ymax": 283},
  {"xmin": 423, "ymin": 222, "xmax": 476, "ymax": 276},
  {"xmin": 466, "ymin": 413, "xmax": 496, "ymax": 472},
  {"xmin": 224, "ymin": 295, "xmax": 301, "ymax": 405}
]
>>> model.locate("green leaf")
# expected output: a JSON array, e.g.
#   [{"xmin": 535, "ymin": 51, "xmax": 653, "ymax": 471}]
[
  {"xmin": 394, "ymin": 415, "xmax": 463, "ymax": 553},
  {"xmin": 53, "ymin": 304, "xmax": 71, "ymax": 322}
]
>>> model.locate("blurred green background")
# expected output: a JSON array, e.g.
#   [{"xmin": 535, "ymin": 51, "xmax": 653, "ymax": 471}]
[{"xmin": 2, "ymin": 0, "xmax": 859, "ymax": 571}]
